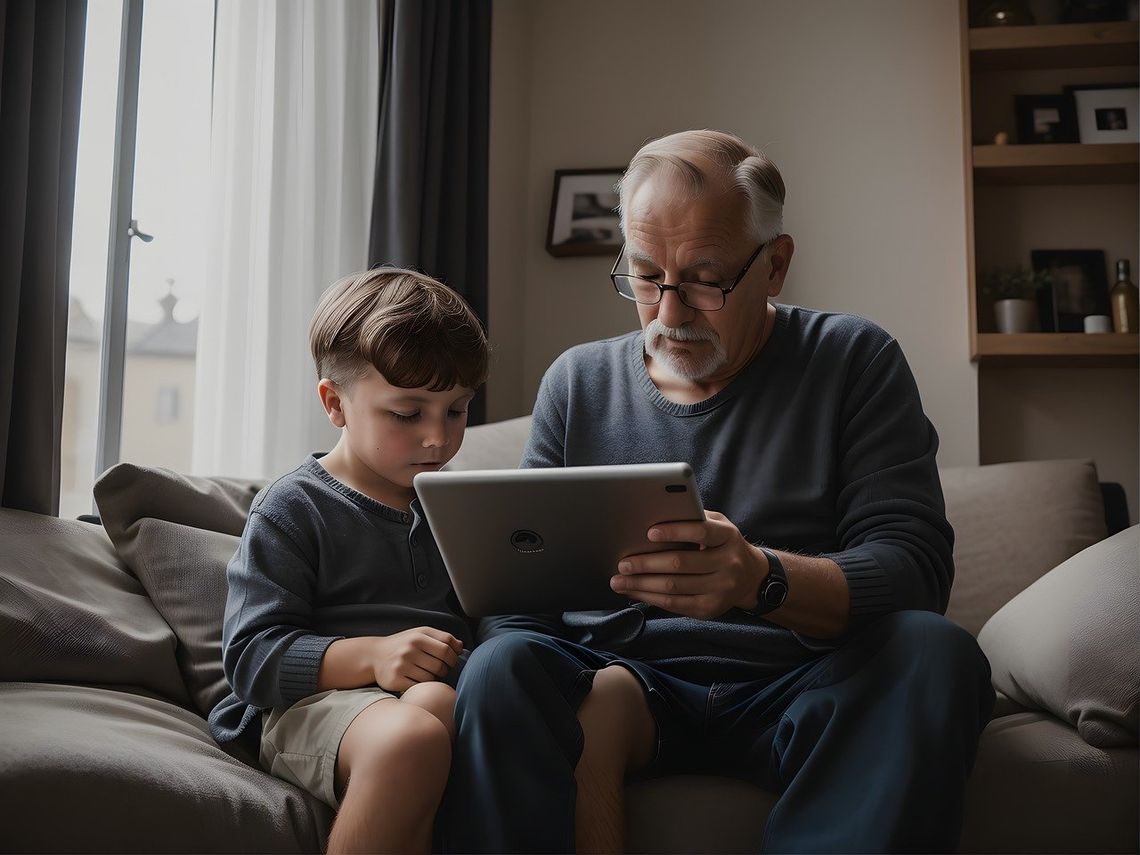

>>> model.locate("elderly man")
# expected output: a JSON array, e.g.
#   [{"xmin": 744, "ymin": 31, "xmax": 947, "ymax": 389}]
[{"xmin": 443, "ymin": 130, "xmax": 994, "ymax": 853}]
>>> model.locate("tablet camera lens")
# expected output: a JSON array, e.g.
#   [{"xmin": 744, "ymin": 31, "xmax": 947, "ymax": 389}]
[{"xmin": 510, "ymin": 529, "xmax": 545, "ymax": 553}]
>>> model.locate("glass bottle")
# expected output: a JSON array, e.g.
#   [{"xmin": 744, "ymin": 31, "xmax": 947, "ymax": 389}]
[{"xmin": 1110, "ymin": 259, "xmax": 1139, "ymax": 334}]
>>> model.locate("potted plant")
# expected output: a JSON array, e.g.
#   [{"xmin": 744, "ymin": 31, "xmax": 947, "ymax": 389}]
[{"xmin": 980, "ymin": 266, "xmax": 1052, "ymax": 333}]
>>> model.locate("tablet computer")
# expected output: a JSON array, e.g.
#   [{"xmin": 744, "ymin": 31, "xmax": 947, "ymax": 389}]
[{"xmin": 413, "ymin": 463, "xmax": 704, "ymax": 616}]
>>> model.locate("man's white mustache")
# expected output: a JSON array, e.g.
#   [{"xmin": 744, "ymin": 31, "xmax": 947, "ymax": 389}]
[{"xmin": 645, "ymin": 319, "xmax": 720, "ymax": 344}]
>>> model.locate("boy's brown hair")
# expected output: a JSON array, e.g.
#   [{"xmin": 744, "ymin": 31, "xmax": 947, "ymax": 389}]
[{"xmin": 309, "ymin": 267, "xmax": 488, "ymax": 391}]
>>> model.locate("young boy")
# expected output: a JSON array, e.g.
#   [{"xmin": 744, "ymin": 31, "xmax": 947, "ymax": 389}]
[{"xmin": 208, "ymin": 268, "xmax": 488, "ymax": 853}]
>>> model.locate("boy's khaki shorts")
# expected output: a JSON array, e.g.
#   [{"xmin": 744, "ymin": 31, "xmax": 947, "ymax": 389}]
[{"xmin": 260, "ymin": 687, "xmax": 395, "ymax": 808}]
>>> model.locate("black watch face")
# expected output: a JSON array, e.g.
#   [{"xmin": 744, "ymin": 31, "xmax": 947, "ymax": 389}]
[{"xmin": 762, "ymin": 579, "xmax": 788, "ymax": 607}]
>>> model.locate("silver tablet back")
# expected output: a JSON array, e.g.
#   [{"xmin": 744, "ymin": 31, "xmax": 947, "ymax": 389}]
[{"xmin": 413, "ymin": 463, "xmax": 704, "ymax": 616}]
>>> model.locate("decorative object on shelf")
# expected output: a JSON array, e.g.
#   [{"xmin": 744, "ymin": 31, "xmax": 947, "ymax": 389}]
[
  {"xmin": 545, "ymin": 168, "xmax": 625, "ymax": 258},
  {"xmin": 1031, "ymin": 249, "xmax": 1112, "ymax": 332},
  {"xmin": 1060, "ymin": 0, "xmax": 1128, "ymax": 22},
  {"xmin": 1110, "ymin": 258, "xmax": 1139, "ymax": 332},
  {"xmin": 994, "ymin": 298, "xmax": 1042, "ymax": 333},
  {"xmin": 1083, "ymin": 314, "xmax": 1113, "ymax": 332},
  {"xmin": 993, "ymin": 130, "xmax": 1011, "ymax": 145},
  {"xmin": 1014, "ymin": 94, "xmax": 1079, "ymax": 144},
  {"xmin": 980, "ymin": 265, "xmax": 1054, "ymax": 332},
  {"xmin": 978, "ymin": 0, "xmax": 1037, "ymax": 25},
  {"xmin": 1064, "ymin": 84, "xmax": 1140, "ymax": 144}
]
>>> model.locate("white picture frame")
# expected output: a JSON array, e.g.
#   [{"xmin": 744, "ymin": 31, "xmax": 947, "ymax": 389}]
[{"xmin": 1069, "ymin": 86, "xmax": 1139, "ymax": 144}]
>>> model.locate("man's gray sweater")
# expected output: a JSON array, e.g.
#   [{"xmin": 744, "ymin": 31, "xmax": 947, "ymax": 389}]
[{"xmin": 486, "ymin": 303, "xmax": 954, "ymax": 683}]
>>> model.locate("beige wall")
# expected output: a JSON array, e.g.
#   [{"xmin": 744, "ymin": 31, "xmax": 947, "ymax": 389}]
[
  {"xmin": 980, "ymin": 367, "xmax": 1138, "ymax": 525},
  {"xmin": 488, "ymin": 0, "xmax": 979, "ymax": 467}
]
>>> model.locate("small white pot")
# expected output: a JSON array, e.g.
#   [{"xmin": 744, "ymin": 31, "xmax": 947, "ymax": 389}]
[{"xmin": 993, "ymin": 299, "xmax": 1038, "ymax": 334}]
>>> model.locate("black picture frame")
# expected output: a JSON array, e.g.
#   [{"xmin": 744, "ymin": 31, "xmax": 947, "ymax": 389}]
[
  {"xmin": 545, "ymin": 168, "xmax": 624, "ymax": 258},
  {"xmin": 1030, "ymin": 249, "xmax": 1111, "ymax": 332},
  {"xmin": 1014, "ymin": 94, "xmax": 1079, "ymax": 144}
]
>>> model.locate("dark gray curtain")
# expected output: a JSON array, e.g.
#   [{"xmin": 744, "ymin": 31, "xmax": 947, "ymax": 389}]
[
  {"xmin": 0, "ymin": 0, "xmax": 87, "ymax": 515},
  {"xmin": 369, "ymin": 0, "xmax": 491, "ymax": 424}
]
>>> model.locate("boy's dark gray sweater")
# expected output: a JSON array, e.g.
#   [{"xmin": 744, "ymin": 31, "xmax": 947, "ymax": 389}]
[
  {"xmin": 483, "ymin": 304, "xmax": 954, "ymax": 682},
  {"xmin": 208, "ymin": 456, "xmax": 472, "ymax": 748}
]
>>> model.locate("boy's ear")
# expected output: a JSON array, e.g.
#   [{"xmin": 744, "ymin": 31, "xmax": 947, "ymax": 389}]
[{"xmin": 317, "ymin": 379, "xmax": 347, "ymax": 429}]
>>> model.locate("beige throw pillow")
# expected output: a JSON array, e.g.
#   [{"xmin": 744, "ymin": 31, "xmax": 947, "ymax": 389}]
[
  {"xmin": 978, "ymin": 525, "xmax": 1139, "ymax": 748},
  {"xmin": 941, "ymin": 459, "xmax": 1107, "ymax": 636},
  {"xmin": 95, "ymin": 464, "xmax": 265, "ymax": 716}
]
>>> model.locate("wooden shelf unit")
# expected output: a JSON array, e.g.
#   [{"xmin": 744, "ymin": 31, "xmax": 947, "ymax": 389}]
[
  {"xmin": 973, "ymin": 143, "xmax": 1139, "ymax": 185},
  {"xmin": 962, "ymin": 6, "xmax": 1140, "ymax": 363},
  {"xmin": 969, "ymin": 21, "xmax": 1139, "ymax": 70},
  {"xmin": 975, "ymin": 332, "xmax": 1139, "ymax": 365}
]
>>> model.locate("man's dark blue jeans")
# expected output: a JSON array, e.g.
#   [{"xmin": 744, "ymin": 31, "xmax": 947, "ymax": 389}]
[{"xmin": 440, "ymin": 610, "xmax": 995, "ymax": 853}]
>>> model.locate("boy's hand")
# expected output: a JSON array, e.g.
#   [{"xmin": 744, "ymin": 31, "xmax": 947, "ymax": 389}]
[{"xmin": 371, "ymin": 627, "xmax": 464, "ymax": 693}]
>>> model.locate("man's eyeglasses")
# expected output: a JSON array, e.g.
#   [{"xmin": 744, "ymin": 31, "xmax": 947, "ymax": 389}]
[{"xmin": 609, "ymin": 241, "xmax": 768, "ymax": 312}]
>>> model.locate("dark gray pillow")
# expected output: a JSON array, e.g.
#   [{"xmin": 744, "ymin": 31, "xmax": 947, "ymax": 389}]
[
  {"xmin": 96, "ymin": 463, "xmax": 264, "ymax": 538},
  {"xmin": 0, "ymin": 507, "xmax": 189, "ymax": 706},
  {"xmin": 129, "ymin": 519, "xmax": 239, "ymax": 715},
  {"xmin": 95, "ymin": 464, "xmax": 266, "ymax": 716}
]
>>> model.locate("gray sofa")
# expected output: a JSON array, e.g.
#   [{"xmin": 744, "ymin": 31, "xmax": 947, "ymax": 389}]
[{"xmin": 2, "ymin": 415, "xmax": 1137, "ymax": 853}]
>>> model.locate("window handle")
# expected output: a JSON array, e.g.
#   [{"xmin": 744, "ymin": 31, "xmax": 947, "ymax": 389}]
[{"xmin": 127, "ymin": 219, "xmax": 154, "ymax": 243}]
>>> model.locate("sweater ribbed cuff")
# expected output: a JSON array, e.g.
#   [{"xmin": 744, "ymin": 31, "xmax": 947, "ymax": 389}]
[
  {"xmin": 279, "ymin": 634, "xmax": 342, "ymax": 705},
  {"xmin": 822, "ymin": 550, "xmax": 894, "ymax": 630}
]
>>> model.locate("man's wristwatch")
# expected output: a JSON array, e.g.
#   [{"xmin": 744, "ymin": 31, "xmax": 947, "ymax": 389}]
[{"xmin": 741, "ymin": 548, "xmax": 789, "ymax": 617}]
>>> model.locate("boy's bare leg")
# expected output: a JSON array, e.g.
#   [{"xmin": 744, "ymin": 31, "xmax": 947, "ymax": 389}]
[
  {"xmin": 575, "ymin": 665, "xmax": 656, "ymax": 854},
  {"xmin": 400, "ymin": 680, "xmax": 457, "ymax": 739},
  {"xmin": 327, "ymin": 698, "xmax": 451, "ymax": 854}
]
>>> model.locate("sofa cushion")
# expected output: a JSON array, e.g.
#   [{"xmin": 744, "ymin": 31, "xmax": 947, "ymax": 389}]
[
  {"xmin": 626, "ymin": 775, "xmax": 774, "ymax": 853},
  {"xmin": 978, "ymin": 525, "xmax": 1139, "ymax": 749},
  {"xmin": 940, "ymin": 459, "xmax": 1107, "ymax": 636},
  {"xmin": 446, "ymin": 414, "xmax": 533, "ymax": 471},
  {"xmin": 0, "ymin": 508, "xmax": 189, "ymax": 706},
  {"xmin": 621, "ymin": 714, "xmax": 1138, "ymax": 854},
  {"xmin": 958, "ymin": 712, "xmax": 1139, "ymax": 853},
  {"xmin": 1, "ymin": 682, "xmax": 329, "ymax": 852},
  {"xmin": 95, "ymin": 464, "xmax": 265, "ymax": 716}
]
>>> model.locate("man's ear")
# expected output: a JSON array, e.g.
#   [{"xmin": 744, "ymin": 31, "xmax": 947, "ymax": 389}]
[
  {"xmin": 765, "ymin": 234, "xmax": 795, "ymax": 297},
  {"xmin": 317, "ymin": 379, "xmax": 347, "ymax": 429}
]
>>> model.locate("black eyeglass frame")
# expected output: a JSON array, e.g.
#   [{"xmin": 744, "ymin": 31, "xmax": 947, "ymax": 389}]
[{"xmin": 609, "ymin": 240, "xmax": 770, "ymax": 312}]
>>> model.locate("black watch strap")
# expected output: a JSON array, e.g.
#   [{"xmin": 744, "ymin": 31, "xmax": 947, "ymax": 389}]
[{"xmin": 742, "ymin": 547, "xmax": 789, "ymax": 617}]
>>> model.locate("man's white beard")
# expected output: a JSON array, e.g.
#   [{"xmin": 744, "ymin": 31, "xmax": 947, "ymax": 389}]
[{"xmin": 643, "ymin": 318, "xmax": 727, "ymax": 382}]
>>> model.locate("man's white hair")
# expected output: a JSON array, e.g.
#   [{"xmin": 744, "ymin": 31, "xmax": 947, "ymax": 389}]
[{"xmin": 617, "ymin": 129, "xmax": 785, "ymax": 244}]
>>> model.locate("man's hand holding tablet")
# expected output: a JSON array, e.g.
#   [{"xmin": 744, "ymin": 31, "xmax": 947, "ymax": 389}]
[{"xmin": 414, "ymin": 463, "xmax": 706, "ymax": 616}]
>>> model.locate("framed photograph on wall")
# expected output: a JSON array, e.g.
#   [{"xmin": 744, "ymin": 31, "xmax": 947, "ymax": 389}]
[
  {"xmin": 545, "ymin": 168, "xmax": 624, "ymax": 257},
  {"xmin": 1064, "ymin": 84, "xmax": 1140, "ymax": 144},
  {"xmin": 1014, "ymin": 94, "xmax": 1078, "ymax": 144},
  {"xmin": 1030, "ymin": 249, "xmax": 1111, "ymax": 332}
]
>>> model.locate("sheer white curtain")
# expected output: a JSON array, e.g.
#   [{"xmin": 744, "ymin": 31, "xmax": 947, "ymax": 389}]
[{"xmin": 192, "ymin": 0, "xmax": 380, "ymax": 478}]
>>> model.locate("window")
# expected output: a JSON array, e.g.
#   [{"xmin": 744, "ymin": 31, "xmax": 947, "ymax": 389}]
[
  {"xmin": 155, "ymin": 386, "xmax": 180, "ymax": 424},
  {"xmin": 62, "ymin": 0, "xmax": 213, "ymax": 518}
]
